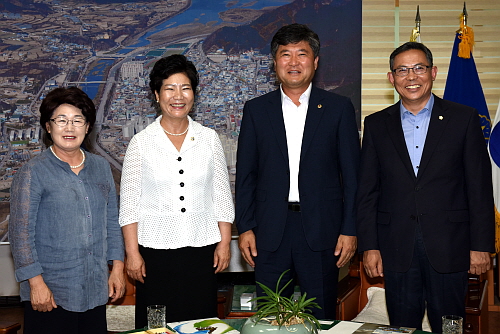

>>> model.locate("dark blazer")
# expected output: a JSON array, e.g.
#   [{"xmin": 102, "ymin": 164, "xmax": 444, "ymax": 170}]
[
  {"xmin": 356, "ymin": 95, "xmax": 495, "ymax": 273},
  {"xmin": 235, "ymin": 86, "xmax": 360, "ymax": 252}
]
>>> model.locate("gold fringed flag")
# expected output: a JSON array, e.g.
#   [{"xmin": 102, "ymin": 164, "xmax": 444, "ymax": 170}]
[
  {"xmin": 457, "ymin": 12, "xmax": 474, "ymax": 59},
  {"xmin": 444, "ymin": 3, "xmax": 497, "ymax": 253},
  {"xmin": 443, "ymin": 3, "xmax": 490, "ymax": 144}
]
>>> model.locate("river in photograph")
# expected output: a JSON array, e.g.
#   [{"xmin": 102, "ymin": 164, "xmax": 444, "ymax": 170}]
[
  {"xmin": 129, "ymin": 0, "xmax": 294, "ymax": 48},
  {"xmin": 81, "ymin": 59, "xmax": 115, "ymax": 100}
]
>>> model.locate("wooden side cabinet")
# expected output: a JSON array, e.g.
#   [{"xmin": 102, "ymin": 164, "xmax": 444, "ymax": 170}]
[
  {"xmin": 335, "ymin": 276, "xmax": 361, "ymax": 321},
  {"xmin": 464, "ymin": 280, "xmax": 488, "ymax": 334}
]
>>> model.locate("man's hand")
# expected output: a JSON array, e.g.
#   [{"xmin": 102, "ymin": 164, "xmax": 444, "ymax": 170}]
[
  {"xmin": 108, "ymin": 260, "xmax": 126, "ymax": 303},
  {"xmin": 335, "ymin": 235, "xmax": 357, "ymax": 267},
  {"xmin": 28, "ymin": 275, "xmax": 57, "ymax": 312},
  {"xmin": 126, "ymin": 251, "xmax": 146, "ymax": 284},
  {"xmin": 238, "ymin": 230, "xmax": 257, "ymax": 267},
  {"xmin": 363, "ymin": 250, "xmax": 384, "ymax": 278},
  {"xmin": 469, "ymin": 251, "xmax": 491, "ymax": 275}
]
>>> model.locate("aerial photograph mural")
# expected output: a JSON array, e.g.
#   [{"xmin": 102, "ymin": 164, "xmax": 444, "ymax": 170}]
[{"xmin": 0, "ymin": 0, "xmax": 361, "ymax": 241}]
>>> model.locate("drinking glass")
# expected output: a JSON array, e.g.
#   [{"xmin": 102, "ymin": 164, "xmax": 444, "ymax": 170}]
[
  {"xmin": 147, "ymin": 304, "xmax": 166, "ymax": 329},
  {"xmin": 442, "ymin": 315, "xmax": 463, "ymax": 334}
]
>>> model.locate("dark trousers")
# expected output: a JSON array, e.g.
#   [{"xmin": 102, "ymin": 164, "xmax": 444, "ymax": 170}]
[
  {"xmin": 135, "ymin": 244, "xmax": 218, "ymax": 328},
  {"xmin": 384, "ymin": 225, "xmax": 468, "ymax": 333},
  {"xmin": 23, "ymin": 302, "xmax": 106, "ymax": 334},
  {"xmin": 254, "ymin": 209, "xmax": 339, "ymax": 319}
]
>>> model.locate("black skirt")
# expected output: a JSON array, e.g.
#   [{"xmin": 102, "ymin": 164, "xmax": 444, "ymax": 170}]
[
  {"xmin": 135, "ymin": 243, "xmax": 218, "ymax": 328},
  {"xmin": 23, "ymin": 303, "xmax": 106, "ymax": 334}
]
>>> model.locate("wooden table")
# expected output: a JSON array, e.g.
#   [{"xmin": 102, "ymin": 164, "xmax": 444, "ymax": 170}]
[{"xmin": 117, "ymin": 319, "xmax": 435, "ymax": 334}]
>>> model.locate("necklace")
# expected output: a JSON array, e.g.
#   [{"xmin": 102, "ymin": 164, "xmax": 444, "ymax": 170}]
[
  {"xmin": 50, "ymin": 146, "xmax": 85, "ymax": 169},
  {"xmin": 163, "ymin": 125, "xmax": 189, "ymax": 136}
]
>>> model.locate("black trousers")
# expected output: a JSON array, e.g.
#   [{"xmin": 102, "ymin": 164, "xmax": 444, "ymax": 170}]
[
  {"xmin": 254, "ymin": 209, "xmax": 339, "ymax": 319},
  {"xmin": 384, "ymin": 225, "xmax": 468, "ymax": 333},
  {"xmin": 23, "ymin": 302, "xmax": 106, "ymax": 334},
  {"xmin": 135, "ymin": 244, "xmax": 218, "ymax": 328}
]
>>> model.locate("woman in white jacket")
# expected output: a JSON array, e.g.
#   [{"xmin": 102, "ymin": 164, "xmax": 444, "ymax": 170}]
[{"xmin": 119, "ymin": 54, "xmax": 234, "ymax": 327}]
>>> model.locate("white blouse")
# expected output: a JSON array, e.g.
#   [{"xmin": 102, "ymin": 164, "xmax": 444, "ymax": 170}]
[{"xmin": 119, "ymin": 115, "xmax": 234, "ymax": 249}]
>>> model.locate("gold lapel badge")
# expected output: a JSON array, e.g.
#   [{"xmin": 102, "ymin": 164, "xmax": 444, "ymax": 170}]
[
  {"xmin": 439, "ymin": 115, "xmax": 444, "ymax": 120},
  {"xmin": 318, "ymin": 104, "xmax": 322, "ymax": 109}
]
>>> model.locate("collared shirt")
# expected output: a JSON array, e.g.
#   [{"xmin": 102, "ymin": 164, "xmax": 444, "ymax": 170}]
[
  {"xmin": 281, "ymin": 83, "xmax": 312, "ymax": 202},
  {"xmin": 119, "ymin": 116, "xmax": 234, "ymax": 249},
  {"xmin": 401, "ymin": 94, "xmax": 435, "ymax": 176},
  {"xmin": 9, "ymin": 149, "xmax": 123, "ymax": 312}
]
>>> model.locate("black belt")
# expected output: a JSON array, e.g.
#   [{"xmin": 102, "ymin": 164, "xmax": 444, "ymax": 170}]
[{"xmin": 288, "ymin": 202, "xmax": 301, "ymax": 212}]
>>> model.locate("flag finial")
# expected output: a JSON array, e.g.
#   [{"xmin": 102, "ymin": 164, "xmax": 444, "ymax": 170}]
[
  {"xmin": 410, "ymin": 5, "xmax": 421, "ymax": 42},
  {"xmin": 458, "ymin": 2, "xmax": 468, "ymax": 33},
  {"xmin": 457, "ymin": 2, "xmax": 474, "ymax": 58}
]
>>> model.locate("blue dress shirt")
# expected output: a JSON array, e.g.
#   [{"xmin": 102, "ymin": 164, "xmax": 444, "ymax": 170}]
[
  {"xmin": 401, "ymin": 94, "xmax": 435, "ymax": 176},
  {"xmin": 9, "ymin": 149, "xmax": 123, "ymax": 312}
]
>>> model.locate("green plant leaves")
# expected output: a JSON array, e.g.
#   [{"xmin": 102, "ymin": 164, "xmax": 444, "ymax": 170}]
[{"xmin": 250, "ymin": 270, "xmax": 321, "ymax": 334}]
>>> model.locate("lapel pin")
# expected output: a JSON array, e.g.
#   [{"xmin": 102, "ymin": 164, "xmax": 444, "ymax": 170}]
[
  {"xmin": 318, "ymin": 104, "xmax": 322, "ymax": 109},
  {"xmin": 191, "ymin": 137, "xmax": 195, "ymax": 141},
  {"xmin": 439, "ymin": 115, "xmax": 444, "ymax": 120}
]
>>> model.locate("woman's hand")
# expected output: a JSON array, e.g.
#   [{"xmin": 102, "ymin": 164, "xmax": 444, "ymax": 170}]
[
  {"xmin": 126, "ymin": 252, "xmax": 146, "ymax": 283},
  {"xmin": 214, "ymin": 242, "xmax": 231, "ymax": 273},
  {"xmin": 28, "ymin": 275, "xmax": 57, "ymax": 312},
  {"xmin": 108, "ymin": 260, "xmax": 126, "ymax": 302},
  {"xmin": 214, "ymin": 221, "xmax": 232, "ymax": 273},
  {"xmin": 122, "ymin": 223, "xmax": 146, "ymax": 283}
]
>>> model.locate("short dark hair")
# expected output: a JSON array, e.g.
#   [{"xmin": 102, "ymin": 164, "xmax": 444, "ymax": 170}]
[
  {"xmin": 39, "ymin": 87, "xmax": 96, "ymax": 149},
  {"xmin": 271, "ymin": 23, "xmax": 320, "ymax": 59},
  {"xmin": 390, "ymin": 42, "xmax": 433, "ymax": 70},
  {"xmin": 149, "ymin": 54, "xmax": 199, "ymax": 107}
]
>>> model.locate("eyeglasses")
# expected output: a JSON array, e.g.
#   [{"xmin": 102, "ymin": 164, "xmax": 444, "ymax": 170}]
[
  {"xmin": 50, "ymin": 117, "xmax": 87, "ymax": 127},
  {"xmin": 392, "ymin": 65, "xmax": 431, "ymax": 77}
]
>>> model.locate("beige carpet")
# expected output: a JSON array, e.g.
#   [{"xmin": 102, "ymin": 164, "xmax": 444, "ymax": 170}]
[{"xmin": 106, "ymin": 305, "xmax": 135, "ymax": 332}]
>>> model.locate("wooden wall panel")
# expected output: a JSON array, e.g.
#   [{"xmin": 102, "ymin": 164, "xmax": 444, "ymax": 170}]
[{"xmin": 362, "ymin": 0, "xmax": 500, "ymax": 120}]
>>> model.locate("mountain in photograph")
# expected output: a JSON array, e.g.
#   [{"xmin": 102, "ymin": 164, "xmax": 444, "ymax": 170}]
[
  {"xmin": 0, "ymin": 0, "xmax": 52, "ymax": 14},
  {"xmin": 204, "ymin": 0, "xmax": 361, "ymax": 102}
]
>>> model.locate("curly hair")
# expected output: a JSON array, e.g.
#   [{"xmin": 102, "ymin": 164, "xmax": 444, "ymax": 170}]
[{"xmin": 39, "ymin": 87, "xmax": 96, "ymax": 150}]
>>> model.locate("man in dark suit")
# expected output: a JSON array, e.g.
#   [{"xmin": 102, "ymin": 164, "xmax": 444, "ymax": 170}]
[
  {"xmin": 235, "ymin": 23, "xmax": 360, "ymax": 319},
  {"xmin": 357, "ymin": 42, "xmax": 494, "ymax": 332}
]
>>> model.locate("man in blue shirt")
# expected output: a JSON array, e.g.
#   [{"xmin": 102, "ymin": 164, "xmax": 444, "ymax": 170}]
[{"xmin": 356, "ymin": 42, "xmax": 495, "ymax": 333}]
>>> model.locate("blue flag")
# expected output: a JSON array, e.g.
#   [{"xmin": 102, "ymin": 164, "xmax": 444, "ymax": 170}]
[{"xmin": 443, "ymin": 34, "xmax": 491, "ymax": 143}]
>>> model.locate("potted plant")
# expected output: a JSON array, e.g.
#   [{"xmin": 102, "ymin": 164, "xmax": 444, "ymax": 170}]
[{"xmin": 240, "ymin": 270, "xmax": 321, "ymax": 334}]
